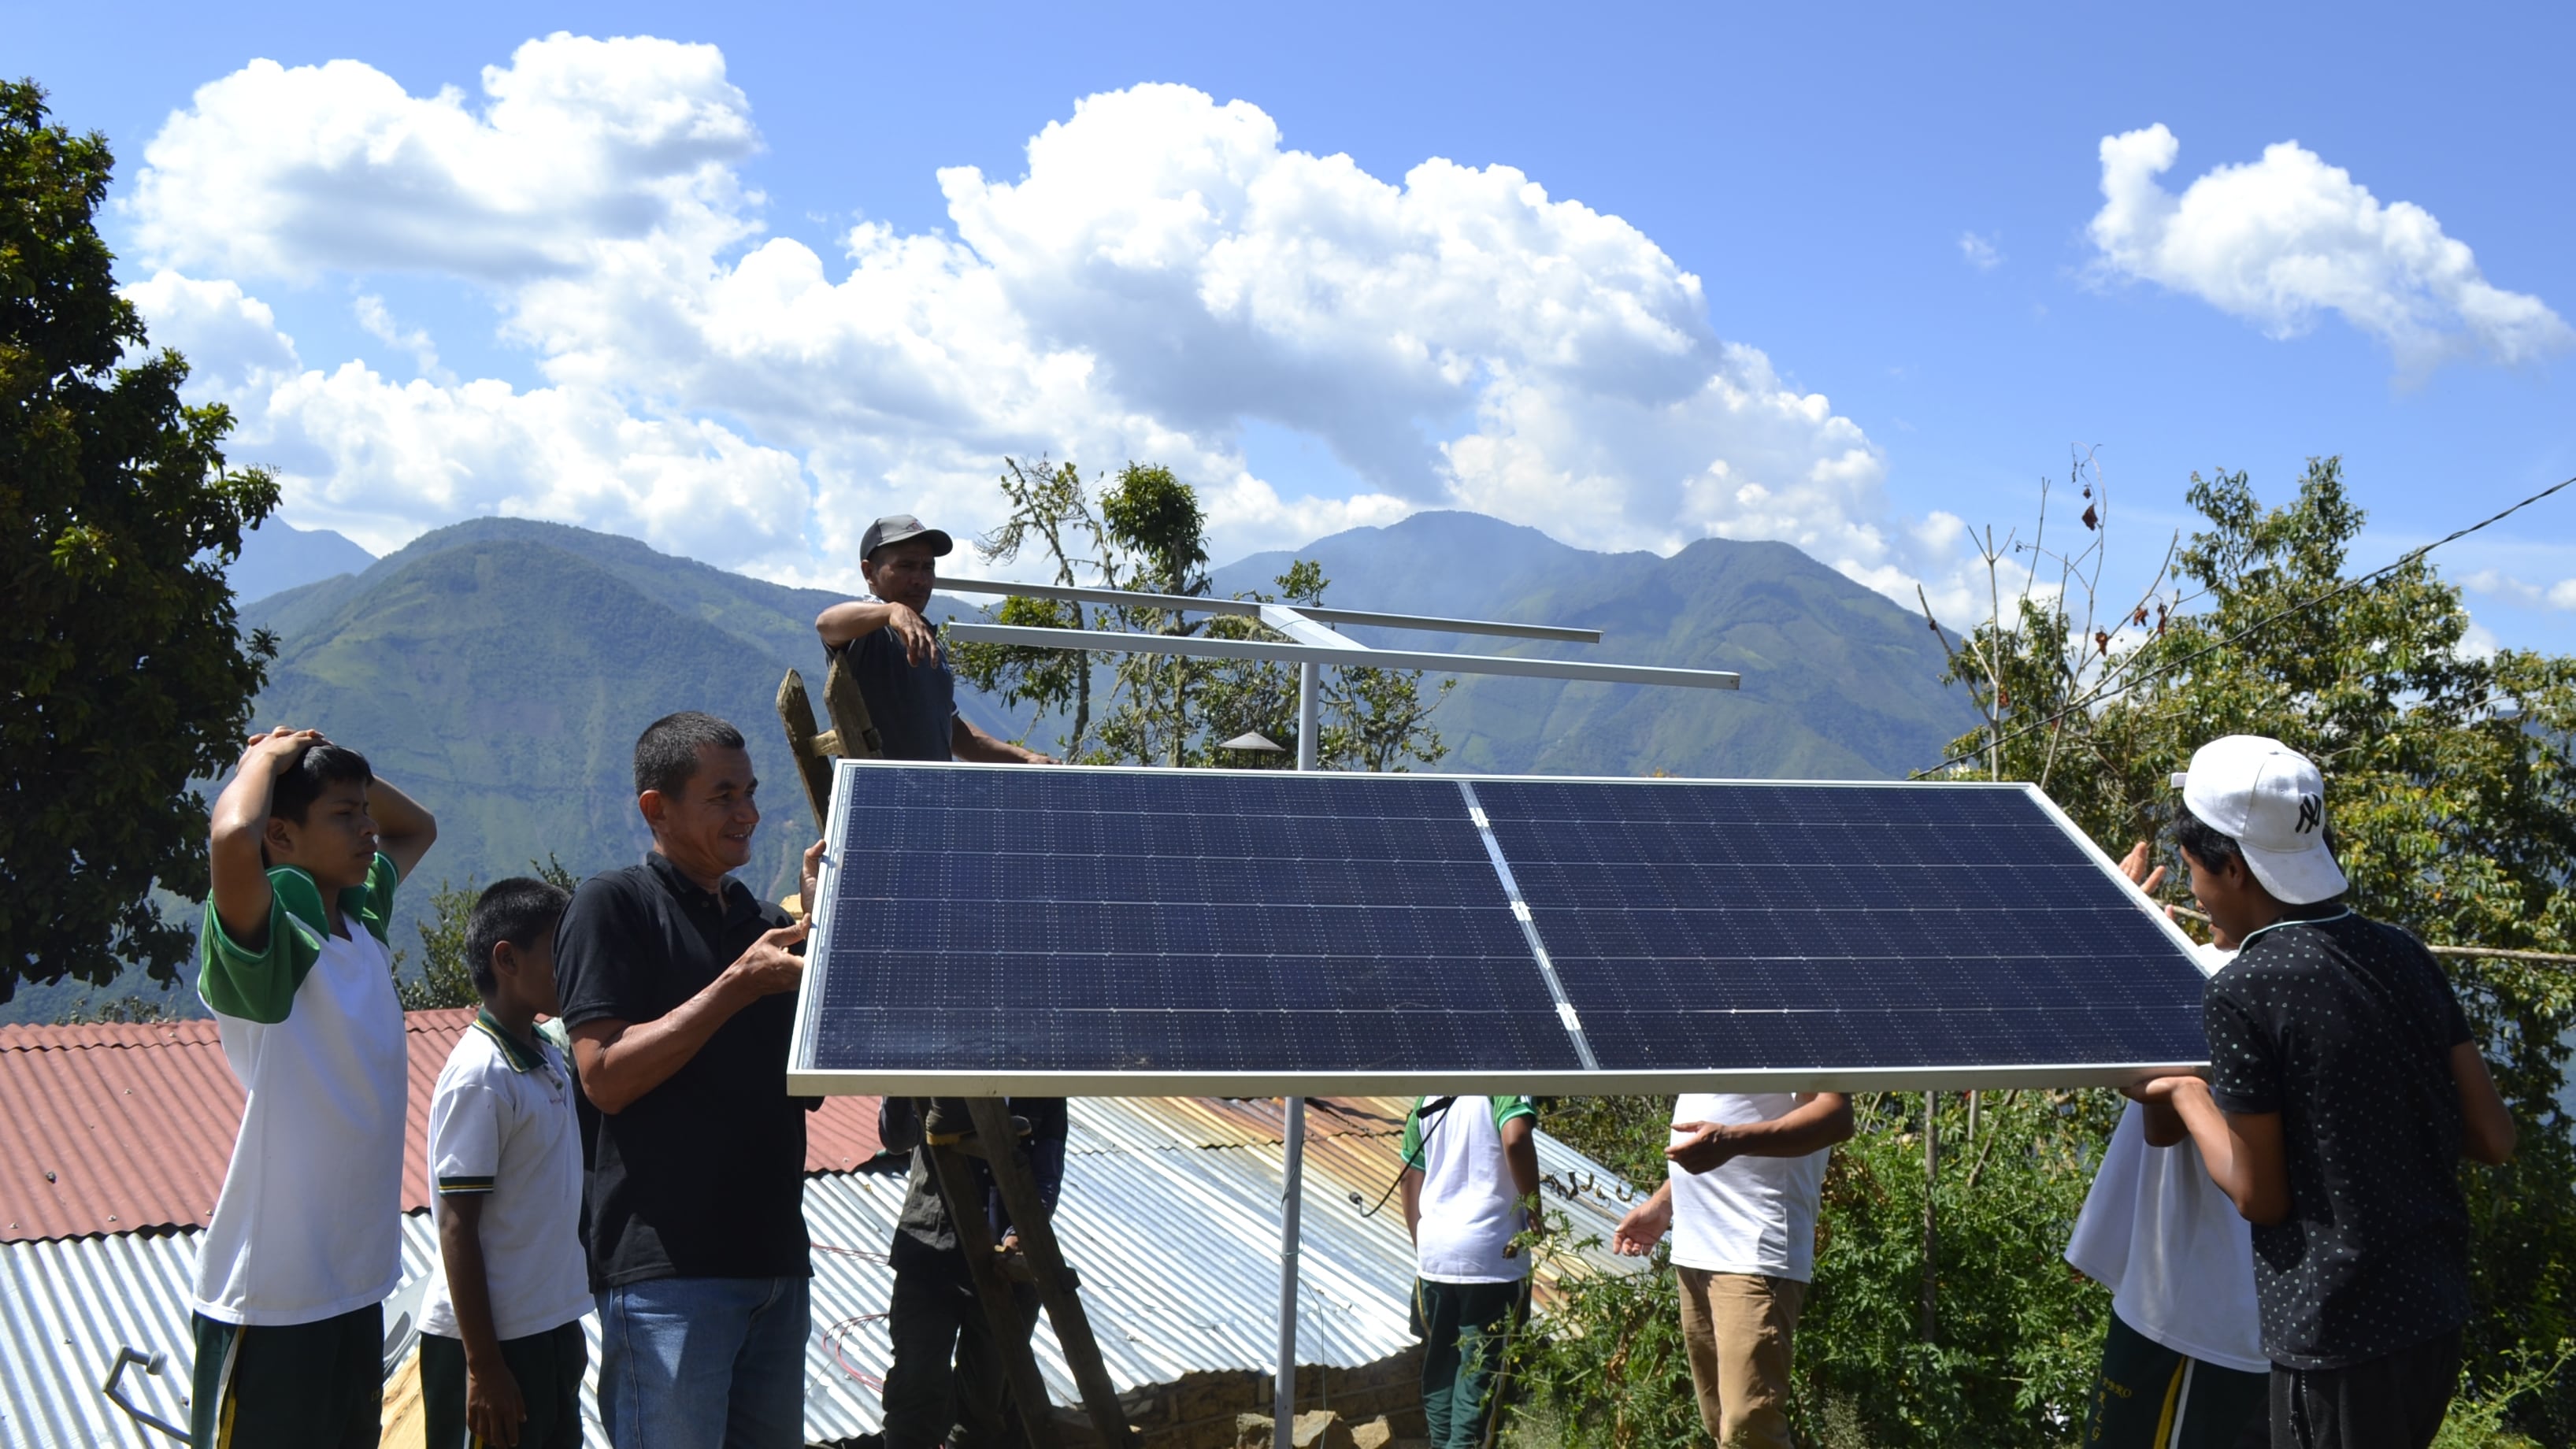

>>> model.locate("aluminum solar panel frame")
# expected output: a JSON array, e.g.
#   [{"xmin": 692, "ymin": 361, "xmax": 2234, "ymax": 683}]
[{"xmin": 786, "ymin": 761, "xmax": 2217, "ymax": 1096}]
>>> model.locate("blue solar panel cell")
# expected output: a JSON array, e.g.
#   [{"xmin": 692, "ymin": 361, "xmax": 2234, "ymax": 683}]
[
  {"xmin": 804, "ymin": 765, "xmax": 1585, "ymax": 1078},
  {"xmin": 792, "ymin": 764, "xmax": 2215, "ymax": 1091},
  {"xmin": 1466, "ymin": 778, "xmax": 2210, "ymax": 1077}
]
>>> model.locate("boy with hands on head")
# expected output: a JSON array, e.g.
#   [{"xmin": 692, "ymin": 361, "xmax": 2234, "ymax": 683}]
[
  {"xmin": 192, "ymin": 726, "xmax": 437, "ymax": 1449},
  {"xmin": 418, "ymin": 877, "xmax": 590, "ymax": 1449}
]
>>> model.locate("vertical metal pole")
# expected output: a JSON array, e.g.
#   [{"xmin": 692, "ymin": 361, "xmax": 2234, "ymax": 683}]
[
  {"xmin": 1275, "ymin": 1095, "xmax": 1307, "ymax": 1449},
  {"xmin": 1277, "ymin": 668, "xmax": 1319, "ymax": 1447},
  {"xmin": 1920, "ymin": 1091, "xmax": 1938, "ymax": 1343},
  {"xmin": 1295, "ymin": 661, "xmax": 1320, "ymax": 771}
]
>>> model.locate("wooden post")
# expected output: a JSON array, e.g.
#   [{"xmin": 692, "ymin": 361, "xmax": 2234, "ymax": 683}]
[
  {"xmin": 776, "ymin": 669, "xmax": 837, "ymax": 831},
  {"xmin": 968, "ymin": 1099, "xmax": 1135, "ymax": 1449},
  {"xmin": 923, "ymin": 1136, "xmax": 1064, "ymax": 1449},
  {"xmin": 1921, "ymin": 1091, "xmax": 1938, "ymax": 1343},
  {"xmin": 817, "ymin": 650, "xmax": 887, "ymax": 761}
]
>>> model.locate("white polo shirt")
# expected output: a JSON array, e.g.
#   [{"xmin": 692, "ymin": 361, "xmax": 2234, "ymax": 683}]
[
  {"xmin": 1666, "ymin": 1092, "xmax": 1831, "ymax": 1283},
  {"xmin": 1403, "ymin": 1095, "xmax": 1538, "ymax": 1283},
  {"xmin": 419, "ymin": 1014, "xmax": 591, "ymax": 1343},
  {"xmin": 194, "ymin": 857, "xmax": 410, "ymax": 1326},
  {"xmin": 2064, "ymin": 943, "xmax": 2267, "ymax": 1373}
]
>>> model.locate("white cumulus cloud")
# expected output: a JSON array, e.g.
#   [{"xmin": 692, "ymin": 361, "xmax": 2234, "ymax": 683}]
[
  {"xmin": 2462, "ymin": 568, "xmax": 2576, "ymax": 611},
  {"xmin": 1957, "ymin": 232, "xmax": 2002, "ymax": 270},
  {"xmin": 2087, "ymin": 124, "xmax": 2571, "ymax": 375},
  {"xmin": 122, "ymin": 38, "xmax": 1975, "ymax": 608}
]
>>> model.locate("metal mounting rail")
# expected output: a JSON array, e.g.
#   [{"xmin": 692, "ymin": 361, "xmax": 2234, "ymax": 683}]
[
  {"xmin": 935, "ymin": 576, "xmax": 1603, "ymax": 643},
  {"xmin": 944, "ymin": 622, "xmax": 1740, "ymax": 690}
]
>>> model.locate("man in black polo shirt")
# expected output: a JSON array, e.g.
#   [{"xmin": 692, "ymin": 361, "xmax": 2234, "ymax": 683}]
[
  {"xmin": 2137, "ymin": 736, "xmax": 2519, "ymax": 1449},
  {"xmin": 552, "ymin": 712, "xmax": 825, "ymax": 1448}
]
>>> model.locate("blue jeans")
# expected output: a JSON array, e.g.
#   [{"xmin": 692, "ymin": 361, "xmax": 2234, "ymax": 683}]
[{"xmin": 597, "ymin": 1275, "xmax": 810, "ymax": 1449}]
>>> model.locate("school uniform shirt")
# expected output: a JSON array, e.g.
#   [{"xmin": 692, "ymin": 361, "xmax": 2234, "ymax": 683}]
[
  {"xmin": 419, "ymin": 1012, "xmax": 592, "ymax": 1343},
  {"xmin": 192, "ymin": 854, "xmax": 410, "ymax": 1326},
  {"xmin": 1666, "ymin": 1093, "xmax": 1831, "ymax": 1282},
  {"xmin": 1401, "ymin": 1095, "xmax": 1538, "ymax": 1283},
  {"xmin": 2202, "ymin": 910, "xmax": 2474, "ymax": 1370},
  {"xmin": 552, "ymin": 854, "xmax": 811, "ymax": 1289},
  {"xmin": 2066, "ymin": 943, "xmax": 2268, "ymax": 1374}
]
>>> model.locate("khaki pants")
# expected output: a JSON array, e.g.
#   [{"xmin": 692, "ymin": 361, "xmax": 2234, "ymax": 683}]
[{"xmin": 1676, "ymin": 1267, "xmax": 1807, "ymax": 1449}]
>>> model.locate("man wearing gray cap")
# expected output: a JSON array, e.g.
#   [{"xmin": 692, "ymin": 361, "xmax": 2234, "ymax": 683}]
[
  {"xmin": 2135, "ymin": 735, "xmax": 2518, "ymax": 1449},
  {"xmin": 814, "ymin": 514, "xmax": 1054, "ymax": 765},
  {"xmin": 816, "ymin": 513, "xmax": 1058, "ymax": 1449}
]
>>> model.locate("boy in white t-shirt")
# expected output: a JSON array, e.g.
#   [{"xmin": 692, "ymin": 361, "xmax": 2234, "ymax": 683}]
[
  {"xmin": 2063, "ymin": 842, "xmax": 2268, "ymax": 1449},
  {"xmin": 1614, "ymin": 1092, "xmax": 1852, "ymax": 1449},
  {"xmin": 1400, "ymin": 1095, "xmax": 1541, "ymax": 1449},
  {"xmin": 418, "ymin": 876, "xmax": 591, "ymax": 1449},
  {"xmin": 191, "ymin": 728, "xmax": 439, "ymax": 1449}
]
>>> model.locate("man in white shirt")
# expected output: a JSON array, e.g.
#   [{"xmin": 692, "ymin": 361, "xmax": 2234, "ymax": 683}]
[
  {"xmin": 1614, "ymin": 1093, "xmax": 1853, "ymax": 1449},
  {"xmin": 1400, "ymin": 1095, "xmax": 1542, "ymax": 1449},
  {"xmin": 2065, "ymin": 842, "xmax": 2269, "ymax": 1449}
]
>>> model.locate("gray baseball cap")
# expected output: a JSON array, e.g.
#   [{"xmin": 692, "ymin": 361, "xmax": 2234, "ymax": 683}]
[{"xmin": 861, "ymin": 514, "xmax": 954, "ymax": 561}]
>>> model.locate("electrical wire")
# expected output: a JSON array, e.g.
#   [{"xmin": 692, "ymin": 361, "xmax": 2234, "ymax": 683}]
[
  {"xmin": 1919, "ymin": 472, "xmax": 2576, "ymax": 777},
  {"xmin": 810, "ymin": 1241, "xmax": 894, "ymax": 1392}
]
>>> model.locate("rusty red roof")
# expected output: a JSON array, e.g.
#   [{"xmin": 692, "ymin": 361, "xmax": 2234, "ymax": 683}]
[{"xmin": 0, "ymin": 1010, "xmax": 881, "ymax": 1243}]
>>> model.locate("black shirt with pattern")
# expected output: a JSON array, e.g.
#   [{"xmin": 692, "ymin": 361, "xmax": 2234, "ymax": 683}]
[
  {"xmin": 553, "ymin": 853, "xmax": 811, "ymax": 1289},
  {"xmin": 2200, "ymin": 908, "xmax": 2474, "ymax": 1369}
]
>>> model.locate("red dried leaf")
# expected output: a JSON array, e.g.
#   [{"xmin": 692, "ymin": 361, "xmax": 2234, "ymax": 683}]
[
  {"xmin": 2093, "ymin": 629, "xmax": 2111, "ymax": 654},
  {"xmin": 2081, "ymin": 503, "xmax": 2100, "ymax": 531}
]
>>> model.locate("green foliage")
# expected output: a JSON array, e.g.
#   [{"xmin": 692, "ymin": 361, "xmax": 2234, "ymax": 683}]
[
  {"xmin": 50, "ymin": 990, "xmax": 182, "ymax": 1025},
  {"xmin": 1, "ymin": 81, "xmax": 280, "ymax": 1002},
  {"xmin": 1932, "ymin": 455, "xmax": 2576, "ymax": 1442},
  {"xmin": 1516, "ymin": 458, "xmax": 2576, "ymax": 1447},
  {"xmin": 953, "ymin": 457, "xmax": 1113, "ymax": 754},
  {"xmin": 954, "ymin": 458, "xmax": 1450, "ymax": 771},
  {"xmin": 391, "ymin": 854, "xmax": 580, "ymax": 1012},
  {"xmin": 1518, "ymin": 1092, "xmax": 2117, "ymax": 1449}
]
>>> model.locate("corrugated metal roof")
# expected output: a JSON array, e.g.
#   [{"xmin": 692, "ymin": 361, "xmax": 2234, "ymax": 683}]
[
  {"xmin": 0, "ymin": 1012, "xmax": 880, "ymax": 1241},
  {"xmin": 1, "ymin": 1096, "xmax": 1644, "ymax": 1447}
]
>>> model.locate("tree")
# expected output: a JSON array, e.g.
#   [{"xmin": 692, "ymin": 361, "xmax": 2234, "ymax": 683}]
[
  {"xmin": 953, "ymin": 456, "xmax": 1118, "ymax": 756},
  {"xmin": 391, "ymin": 855, "xmax": 582, "ymax": 1012},
  {"xmin": 1516, "ymin": 457, "xmax": 2576, "ymax": 1449},
  {"xmin": 1189, "ymin": 558, "xmax": 1453, "ymax": 773},
  {"xmin": 1922, "ymin": 454, "xmax": 2576, "ymax": 1443},
  {"xmin": 1093, "ymin": 461, "xmax": 1216, "ymax": 767},
  {"xmin": 955, "ymin": 458, "xmax": 1452, "ymax": 771},
  {"xmin": 1, "ymin": 82, "xmax": 280, "ymax": 1002}
]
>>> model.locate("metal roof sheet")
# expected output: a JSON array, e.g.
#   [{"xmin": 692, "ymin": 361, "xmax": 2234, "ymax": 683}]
[
  {"xmin": 2, "ymin": 1095, "xmax": 1644, "ymax": 1447},
  {"xmin": 0, "ymin": 1012, "xmax": 880, "ymax": 1242}
]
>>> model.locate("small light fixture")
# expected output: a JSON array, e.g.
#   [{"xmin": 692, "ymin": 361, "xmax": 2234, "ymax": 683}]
[{"xmin": 1218, "ymin": 732, "xmax": 1284, "ymax": 753}]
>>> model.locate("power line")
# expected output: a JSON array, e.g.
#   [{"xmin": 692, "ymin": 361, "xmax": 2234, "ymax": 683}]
[{"xmin": 1918, "ymin": 472, "xmax": 2576, "ymax": 777}]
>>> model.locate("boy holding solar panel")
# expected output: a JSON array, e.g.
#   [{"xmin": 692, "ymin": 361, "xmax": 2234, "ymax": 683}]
[{"xmin": 2137, "ymin": 736, "xmax": 2518, "ymax": 1449}]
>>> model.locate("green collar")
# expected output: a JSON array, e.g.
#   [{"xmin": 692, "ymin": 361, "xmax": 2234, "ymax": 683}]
[
  {"xmin": 268, "ymin": 860, "xmax": 392, "ymax": 947},
  {"xmin": 473, "ymin": 1008, "xmax": 549, "ymax": 1074}
]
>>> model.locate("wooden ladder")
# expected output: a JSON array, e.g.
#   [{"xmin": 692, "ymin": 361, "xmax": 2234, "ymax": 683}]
[{"xmin": 777, "ymin": 664, "xmax": 1135, "ymax": 1449}]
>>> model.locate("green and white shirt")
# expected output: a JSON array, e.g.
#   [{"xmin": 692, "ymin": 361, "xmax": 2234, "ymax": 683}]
[
  {"xmin": 420, "ymin": 1012, "xmax": 591, "ymax": 1343},
  {"xmin": 1401, "ymin": 1095, "xmax": 1537, "ymax": 1284},
  {"xmin": 192, "ymin": 854, "xmax": 410, "ymax": 1326}
]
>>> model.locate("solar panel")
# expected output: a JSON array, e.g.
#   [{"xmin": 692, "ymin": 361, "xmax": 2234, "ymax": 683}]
[{"xmin": 788, "ymin": 762, "xmax": 2214, "ymax": 1095}]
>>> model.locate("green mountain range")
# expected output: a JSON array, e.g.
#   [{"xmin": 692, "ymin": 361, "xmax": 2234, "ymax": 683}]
[{"xmin": 16, "ymin": 512, "xmax": 1974, "ymax": 1023}]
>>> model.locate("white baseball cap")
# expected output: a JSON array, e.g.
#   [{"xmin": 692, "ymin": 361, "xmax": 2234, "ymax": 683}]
[{"xmin": 2176, "ymin": 735, "xmax": 2348, "ymax": 905}]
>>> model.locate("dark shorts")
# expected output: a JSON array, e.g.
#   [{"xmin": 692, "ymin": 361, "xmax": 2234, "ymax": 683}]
[
  {"xmin": 190, "ymin": 1303, "xmax": 384, "ymax": 1449},
  {"xmin": 420, "ymin": 1321, "xmax": 587, "ymax": 1449},
  {"xmin": 2271, "ymin": 1329, "xmax": 2462, "ymax": 1449},
  {"xmin": 2085, "ymin": 1310, "xmax": 2269, "ymax": 1449}
]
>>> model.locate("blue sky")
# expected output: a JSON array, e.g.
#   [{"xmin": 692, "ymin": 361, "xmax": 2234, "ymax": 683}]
[{"xmin": 14, "ymin": 1, "xmax": 2575, "ymax": 647}]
